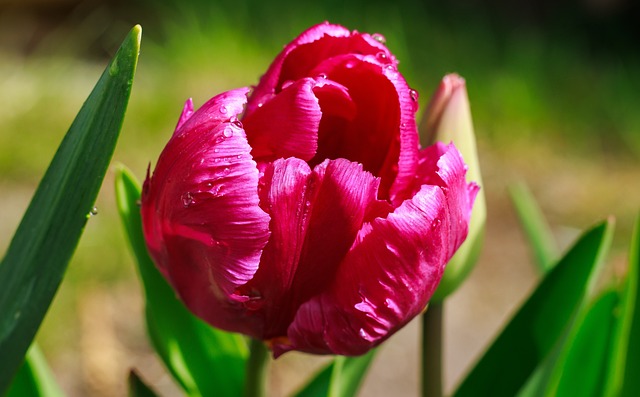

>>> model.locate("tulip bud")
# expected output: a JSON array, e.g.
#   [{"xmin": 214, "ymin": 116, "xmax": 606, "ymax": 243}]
[{"xmin": 421, "ymin": 74, "xmax": 486, "ymax": 301}]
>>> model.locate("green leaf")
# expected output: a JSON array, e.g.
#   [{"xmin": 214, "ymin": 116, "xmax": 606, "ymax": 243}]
[
  {"xmin": 5, "ymin": 343, "xmax": 66, "ymax": 397},
  {"xmin": 611, "ymin": 212, "xmax": 640, "ymax": 397},
  {"xmin": 128, "ymin": 370, "xmax": 159, "ymax": 397},
  {"xmin": 115, "ymin": 166, "xmax": 248, "ymax": 397},
  {"xmin": 294, "ymin": 350, "xmax": 376, "ymax": 397},
  {"xmin": 549, "ymin": 289, "xmax": 618, "ymax": 397},
  {"xmin": 453, "ymin": 219, "xmax": 614, "ymax": 397},
  {"xmin": 508, "ymin": 182, "xmax": 559, "ymax": 274},
  {"xmin": 0, "ymin": 26, "xmax": 141, "ymax": 392}
]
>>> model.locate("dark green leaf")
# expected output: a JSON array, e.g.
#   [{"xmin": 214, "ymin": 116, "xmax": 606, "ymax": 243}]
[
  {"xmin": 551, "ymin": 289, "xmax": 619, "ymax": 397},
  {"xmin": 0, "ymin": 26, "xmax": 140, "ymax": 392},
  {"xmin": 616, "ymin": 212, "xmax": 640, "ymax": 397},
  {"xmin": 115, "ymin": 166, "xmax": 248, "ymax": 397},
  {"xmin": 294, "ymin": 350, "xmax": 376, "ymax": 397},
  {"xmin": 5, "ymin": 344, "xmax": 65, "ymax": 397},
  {"xmin": 453, "ymin": 219, "xmax": 614, "ymax": 397},
  {"xmin": 508, "ymin": 182, "xmax": 559, "ymax": 274},
  {"xmin": 128, "ymin": 370, "xmax": 159, "ymax": 397}
]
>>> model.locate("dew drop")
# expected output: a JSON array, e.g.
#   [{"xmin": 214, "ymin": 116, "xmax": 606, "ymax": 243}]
[
  {"xmin": 376, "ymin": 51, "xmax": 388, "ymax": 62},
  {"xmin": 219, "ymin": 105, "xmax": 228, "ymax": 114},
  {"xmin": 317, "ymin": 72, "xmax": 328, "ymax": 79},
  {"xmin": 372, "ymin": 33, "xmax": 386, "ymax": 44},
  {"xmin": 181, "ymin": 192, "xmax": 195, "ymax": 208},
  {"xmin": 89, "ymin": 207, "xmax": 98, "ymax": 216},
  {"xmin": 223, "ymin": 127, "xmax": 234, "ymax": 138},
  {"xmin": 409, "ymin": 89, "xmax": 419, "ymax": 102},
  {"xmin": 431, "ymin": 218, "xmax": 441, "ymax": 230},
  {"xmin": 223, "ymin": 167, "xmax": 230, "ymax": 174},
  {"xmin": 214, "ymin": 148, "xmax": 219, "ymax": 153},
  {"xmin": 231, "ymin": 119, "xmax": 243, "ymax": 129}
]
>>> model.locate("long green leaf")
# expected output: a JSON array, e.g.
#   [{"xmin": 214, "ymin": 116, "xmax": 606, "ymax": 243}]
[
  {"xmin": 453, "ymin": 219, "xmax": 614, "ymax": 397},
  {"xmin": 508, "ymin": 182, "xmax": 559, "ymax": 274},
  {"xmin": 115, "ymin": 166, "xmax": 248, "ymax": 397},
  {"xmin": 5, "ymin": 343, "xmax": 66, "ymax": 397},
  {"xmin": 616, "ymin": 212, "xmax": 640, "ymax": 397},
  {"xmin": 550, "ymin": 289, "xmax": 619, "ymax": 397},
  {"xmin": 294, "ymin": 350, "xmax": 376, "ymax": 397},
  {"xmin": 0, "ymin": 26, "xmax": 141, "ymax": 392}
]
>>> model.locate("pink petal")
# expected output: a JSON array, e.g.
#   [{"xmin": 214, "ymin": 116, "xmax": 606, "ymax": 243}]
[
  {"xmin": 278, "ymin": 185, "xmax": 450, "ymax": 356},
  {"xmin": 174, "ymin": 98, "xmax": 194, "ymax": 132},
  {"xmin": 236, "ymin": 158, "xmax": 382, "ymax": 339},
  {"xmin": 247, "ymin": 22, "xmax": 393, "ymax": 116},
  {"xmin": 414, "ymin": 142, "xmax": 479, "ymax": 259},
  {"xmin": 242, "ymin": 78, "xmax": 322, "ymax": 162},
  {"xmin": 305, "ymin": 54, "xmax": 418, "ymax": 201},
  {"xmin": 141, "ymin": 88, "xmax": 271, "ymax": 336}
]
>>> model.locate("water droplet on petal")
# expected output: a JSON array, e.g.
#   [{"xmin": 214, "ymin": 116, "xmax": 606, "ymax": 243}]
[
  {"xmin": 372, "ymin": 33, "xmax": 386, "ymax": 44},
  {"xmin": 219, "ymin": 105, "xmax": 228, "ymax": 114},
  {"xmin": 431, "ymin": 218, "xmax": 441, "ymax": 230},
  {"xmin": 317, "ymin": 72, "xmax": 328, "ymax": 79},
  {"xmin": 409, "ymin": 89, "xmax": 419, "ymax": 102},
  {"xmin": 231, "ymin": 119, "xmax": 243, "ymax": 129},
  {"xmin": 376, "ymin": 51, "xmax": 388, "ymax": 62},
  {"xmin": 223, "ymin": 127, "xmax": 233, "ymax": 138},
  {"xmin": 181, "ymin": 192, "xmax": 195, "ymax": 208}
]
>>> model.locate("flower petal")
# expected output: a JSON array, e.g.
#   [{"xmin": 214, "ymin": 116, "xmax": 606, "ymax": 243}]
[
  {"xmin": 278, "ymin": 185, "xmax": 450, "ymax": 356},
  {"xmin": 141, "ymin": 88, "xmax": 271, "ymax": 336},
  {"xmin": 237, "ymin": 158, "xmax": 382, "ymax": 338},
  {"xmin": 247, "ymin": 21, "xmax": 393, "ymax": 115},
  {"xmin": 243, "ymin": 78, "xmax": 322, "ymax": 162},
  {"xmin": 306, "ymin": 54, "xmax": 418, "ymax": 201},
  {"xmin": 414, "ymin": 142, "xmax": 479, "ymax": 259}
]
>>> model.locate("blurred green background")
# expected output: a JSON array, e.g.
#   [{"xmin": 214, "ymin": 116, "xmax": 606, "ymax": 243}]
[{"xmin": 1, "ymin": 0, "xmax": 639, "ymax": 396}]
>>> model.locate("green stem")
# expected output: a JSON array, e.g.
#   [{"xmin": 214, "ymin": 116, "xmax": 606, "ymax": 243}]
[
  {"xmin": 244, "ymin": 338, "xmax": 270, "ymax": 397},
  {"xmin": 422, "ymin": 302, "xmax": 443, "ymax": 397}
]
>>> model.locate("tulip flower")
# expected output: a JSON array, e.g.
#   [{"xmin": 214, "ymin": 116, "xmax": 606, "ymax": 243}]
[
  {"xmin": 141, "ymin": 22, "xmax": 478, "ymax": 356},
  {"xmin": 420, "ymin": 74, "xmax": 486, "ymax": 301}
]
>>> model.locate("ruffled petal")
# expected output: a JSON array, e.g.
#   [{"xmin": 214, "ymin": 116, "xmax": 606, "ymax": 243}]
[
  {"xmin": 277, "ymin": 185, "xmax": 450, "ymax": 356},
  {"xmin": 247, "ymin": 21, "xmax": 393, "ymax": 115},
  {"xmin": 243, "ymin": 78, "xmax": 321, "ymax": 162},
  {"xmin": 174, "ymin": 98, "xmax": 195, "ymax": 132},
  {"xmin": 141, "ymin": 88, "xmax": 271, "ymax": 336},
  {"xmin": 414, "ymin": 142, "xmax": 479, "ymax": 259},
  {"xmin": 237, "ymin": 158, "xmax": 382, "ymax": 338},
  {"xmin": 305, "ymin": 54, "xmax": 418, "ymax": 200}
]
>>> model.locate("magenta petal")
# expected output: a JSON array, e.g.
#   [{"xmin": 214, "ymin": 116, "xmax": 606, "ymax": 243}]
[
  {"xmin": 141, "ymin": 89, "xmax": 271, "ymax": 336},
  {"xmin": 243, "ymin": 78, "xmax": 322, "ymax": 162},
  {"xmin": 247, "ymin": 21, "xmax": 393, "ymax": 115},
  {"xmin": 278, "ymin": 185, "xmax": 450, "ymax": 356},
  {"xmin": 238, "ymin": 158, "xmax": 382, "ymax": 338},
  {"xmin": 415, "ymin": 142, "xmax": 479, "ymax": 259},
  {"xmin": 174, "ymin": 98, "xmax": 194, "ymax": 132}
]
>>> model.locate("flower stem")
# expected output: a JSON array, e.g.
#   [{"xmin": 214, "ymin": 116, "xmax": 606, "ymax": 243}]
[
  {"xmin": 244, "ymin": 338, "xmax": 270, "ymax": 397},
  {"xmin": 421, "ymin": 302, "xmax": 443, "ymax": 397}
]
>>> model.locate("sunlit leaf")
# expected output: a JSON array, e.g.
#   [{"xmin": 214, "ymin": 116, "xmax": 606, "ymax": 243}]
[
  {"xmin": 508, "ymin": 182, "xmax": 558, "ymax": 273},
  {"xmin": 294, "ymin": 350, "xmax": 376, "ymax": 397},
  {"xmin": 115, "ymin": 165, "xmax": 247, "ymax": 397},
  {"xmin": 0, "ymin": 26, "xmax": 141, "ymax": 392},
  {"xmin": 5, "ymin": 344, "xmax": 66, "ymax": 397},
  {"xmin": 453, "ymin": 219, "xmax": 614, "ymax": 397}
]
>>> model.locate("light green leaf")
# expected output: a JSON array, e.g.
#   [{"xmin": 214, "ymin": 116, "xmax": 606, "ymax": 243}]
[
  {"xmin": 5, "ymin": 343, "xmax": 66, "ymax": 397},
  {"xmin": 115, "ymin": 166, "xmax": 248, "ymax": 397},
  {"xmin": 0, "ymin": 26, "xmax": 140, "ymax": 392},
  {"xmin": 508, "ymin": 182, "xmax": 559, "ymax": 274},
  {"xmin": 453, "ymin": 219, "xmax": 614, "ymax": 397},
  {"xmin": 294, "ymin": 350, "xmax": 376, "ymax": 397},
  {"xmin": 128, "ymin": 370, "xmax": 159, "ymax": 397},
  {"xmin": 614, "ymin": 212, "xmax": 640, "ymax": 397}
]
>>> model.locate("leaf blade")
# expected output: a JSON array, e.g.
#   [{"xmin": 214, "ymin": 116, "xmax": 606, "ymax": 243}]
[
  {"xmin": 115, "ymin": 166, "xmax": 248, "ymax": 397},
  {"xmin": 453, "ymin": 219, "xmax": 614, "ymax": 397},
  {"xmin": 0, "ymin": 26, "xmax": 141, "ymax": 392}
]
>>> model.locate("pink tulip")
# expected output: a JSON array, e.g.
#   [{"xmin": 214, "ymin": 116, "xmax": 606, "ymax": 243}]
[{"xmin": 141, "ymin": 22, "xmax": 478, "ymax": 356}]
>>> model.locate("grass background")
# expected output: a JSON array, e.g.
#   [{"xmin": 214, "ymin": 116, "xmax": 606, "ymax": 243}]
[{"xmin": 1, "ymin": 0, "xmax": 639, "ymax": 395}]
